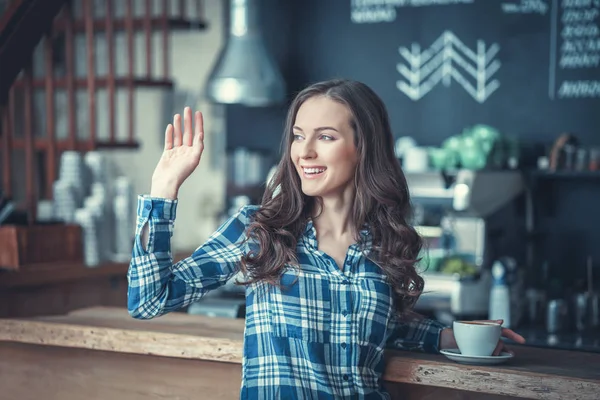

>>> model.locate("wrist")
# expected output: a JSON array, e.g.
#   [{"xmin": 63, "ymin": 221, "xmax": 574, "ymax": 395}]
[
  {"xmin": 438, "ymin": 328, "xmax": 454, "ymax": 350},
  {"xmin": 150, "ymin": 179, "xmax": 179, "ymax": 200}
]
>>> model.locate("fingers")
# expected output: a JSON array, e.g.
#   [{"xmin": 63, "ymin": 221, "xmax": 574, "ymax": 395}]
[
  {"xmin": 193, "ymin": 111, "xmax": 204, "ymax": 150},
  {"xmin": 183, "ymin": 107, "xmax": 193, "ymax": 146},
  {"xmin": 501, "ymin": 328, "xmax": 526, "ymax": 344},
  {"xmin": 492, "ymin": 340, "xmax": 503, "ymax": 356},
  {"xmin": 164, "ymin": 124, "xmax": 174, "ymax": 150},
  {"xmin": 173, "ymin": 113, "xmax": 182, "ymax": 147},
  {"xmin": 171, "ymin": 108, "xmax": 203, "ymax": 149},
  {"xmin": 492, "ymin": 341, "xmax": 514, "ymax": 356}
]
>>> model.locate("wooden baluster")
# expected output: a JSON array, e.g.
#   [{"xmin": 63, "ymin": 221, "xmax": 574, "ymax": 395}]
[
  {"xmin": 106, "ymin": 0, "xmax": 116, "ymax": 144},
  {"xmin": 7, "ymin": 88, "xmax": 16, "ymax": 199},
  {"xmin": 65, "ymin": 1, "xmax": 77, "ymax": 150},
  {"xmin": 84, "ymin": 0, "xmax": 96, "ymax": 150},
  {"xmin": 162, "ymin": 0, "xmax": 169, "ymax": 79},
  {"xmin": 23, "ymin": 62, "xmax": 36, "ymax": 224},
  {"xmin": 1, "ymin": 104, "xmax": 13, "ymax": 199},
  {"xmin": 126, "ymin": 0, "xmax": 135, "ymax": 142},
  {"xmin": 144, "ymin": 0, "xmax": 152, "ymax": 79},
  {"xmin": 44, "ymin": 32, "xmax": 57, "ymax": 199}
]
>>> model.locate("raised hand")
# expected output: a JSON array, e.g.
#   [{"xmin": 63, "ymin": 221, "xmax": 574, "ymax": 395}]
[{"xmin": 151, "ymin": 107, "xmax": 205, "ymax": 199}]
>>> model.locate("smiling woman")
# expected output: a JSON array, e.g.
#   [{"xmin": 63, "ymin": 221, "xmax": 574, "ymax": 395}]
[
  {"xmin": 127, "ymin": 79, "xmax": 524, "ymax": 400},
  {"xmin": 244, "ymin": 80, "xmax": 425, "ymax": 305}
]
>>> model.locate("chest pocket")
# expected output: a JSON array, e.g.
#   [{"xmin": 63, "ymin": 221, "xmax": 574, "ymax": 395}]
[
  {"xmin": 358, "ymin": 277, "xmax": 395, "ymax": 347},
  {"xmin": 269, "ymin": 270, "xmax": 332, "ymax": 343}
]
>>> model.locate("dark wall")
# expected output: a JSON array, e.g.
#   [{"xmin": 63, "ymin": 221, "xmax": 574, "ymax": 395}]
[
  {"xmin": 225, "ymin": 0, "xmax": 600, "ymax": 285},
  {"xmin": 229, "ymin": 0, "xmax": 600, "ymax": 150}
]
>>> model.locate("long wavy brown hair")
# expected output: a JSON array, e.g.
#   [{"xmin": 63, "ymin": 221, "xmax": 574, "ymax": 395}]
[{"xmin": 239, "ymin": 79, "xmax": 424, "ymax": 314}]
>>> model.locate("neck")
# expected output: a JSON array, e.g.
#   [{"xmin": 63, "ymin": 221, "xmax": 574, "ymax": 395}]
[{"xmin": 312, "ymin": 186, "xmax": 356, "ymax": 239}]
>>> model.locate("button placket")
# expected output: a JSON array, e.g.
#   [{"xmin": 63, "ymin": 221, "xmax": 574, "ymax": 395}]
[{"xmin": 339, "ymin": 275, "xmax": 353, "ymax": 385}]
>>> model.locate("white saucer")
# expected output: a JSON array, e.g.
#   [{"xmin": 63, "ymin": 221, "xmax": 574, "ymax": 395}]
[{"xmin": 440, "ymin": 349, "xmax": 514, "ymax": 366}]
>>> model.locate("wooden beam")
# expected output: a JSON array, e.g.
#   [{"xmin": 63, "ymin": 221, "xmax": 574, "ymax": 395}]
[{"xmin": 0, "ymin": 0, "xmax": 67, "ymax": 105}]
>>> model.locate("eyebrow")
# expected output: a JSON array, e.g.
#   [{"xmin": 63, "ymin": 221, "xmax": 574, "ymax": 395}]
[{"xmin": 292, "ymin": 126, "xmax": 339, "ymax": 133}]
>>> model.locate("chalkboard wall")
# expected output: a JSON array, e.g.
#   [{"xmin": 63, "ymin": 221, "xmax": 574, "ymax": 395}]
[
  {"xmin": 229, "ymin": 0, "xmax": 600, "ymax": 151},
  {"xmin": 225, "ymin": 0, "xmax": 600, "ymax": 285}
]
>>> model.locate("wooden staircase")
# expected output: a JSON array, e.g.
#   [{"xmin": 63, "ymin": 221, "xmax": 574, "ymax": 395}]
[{"xmin": 0, "ymin": 0, "xmax": 207, "ymax": 223}]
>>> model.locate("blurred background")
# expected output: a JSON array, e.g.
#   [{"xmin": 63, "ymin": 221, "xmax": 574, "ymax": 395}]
[{"xmin": 0, "ymin": 0, "xmax": 599, "ymax": 353}]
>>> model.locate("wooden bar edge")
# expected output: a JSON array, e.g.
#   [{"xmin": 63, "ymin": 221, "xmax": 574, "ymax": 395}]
[
  {"xmin": 1, "ymin": 318, "xmax": 598, "ymax": 400},
  {"xmin": 383, "ymin": 355, "xmax": 598, "ymax": 400},
  {"xmin": 0, "ymin": 320, "xmax": 242, "ymax": 364}
]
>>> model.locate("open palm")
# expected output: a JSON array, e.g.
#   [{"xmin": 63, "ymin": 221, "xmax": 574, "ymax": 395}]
[{"xmin": 152, "ymin": 107, "xmax": 204, "ymax": 194}]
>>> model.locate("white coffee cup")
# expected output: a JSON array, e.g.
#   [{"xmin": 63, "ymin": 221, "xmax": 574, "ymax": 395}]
[{"xmin": 453, "ymin": 321, "xmax": 502, "ymax": 357}]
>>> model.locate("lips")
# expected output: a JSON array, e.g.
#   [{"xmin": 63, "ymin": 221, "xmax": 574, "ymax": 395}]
[{"xmin": 301, "ymin": 166, "xmax": 327, "ymax": 179}]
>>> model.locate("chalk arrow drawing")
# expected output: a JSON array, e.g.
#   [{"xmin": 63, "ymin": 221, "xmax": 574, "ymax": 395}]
[{"xmin": 396, "ymin": 31, "xmax": 501, "ymax": 103}]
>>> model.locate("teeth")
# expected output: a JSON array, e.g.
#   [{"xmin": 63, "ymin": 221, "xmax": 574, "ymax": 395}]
[{"xmin": 303, "ymin": 167, "xmax": 325, "ymax": 174}]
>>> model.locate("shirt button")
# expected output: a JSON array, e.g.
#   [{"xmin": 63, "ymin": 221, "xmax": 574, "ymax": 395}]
[
  {"xmin": 343, "ymin": 374, "xmax": 349, "ymax": 381},
  {"xmin": 342, "ymin": 310, "xmax": 348, "ymax": 317},
  {"xmin": 145, "ymin": 204, "xmax": 152, "ymax": 210},
  {"xmin": 341, "ymin": 342, "xmax": 347, "ymax": 349},
  {"xmin": 342, "ymin": 280, "xmax": 350, "ymax": 285}
]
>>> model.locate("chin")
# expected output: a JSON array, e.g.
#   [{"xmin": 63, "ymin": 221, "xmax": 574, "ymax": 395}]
[
  {"xmin": 300, "ymin": 187, "xmax": 320, "ymax": 197},
  {"xmin": 300, "ymin": 182, "xmax": 322, "ymax": 197}
]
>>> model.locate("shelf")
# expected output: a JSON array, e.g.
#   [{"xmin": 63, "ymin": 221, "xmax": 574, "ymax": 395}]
[
  {"xmin": 0, "ymin": 260, "xmax": 129, "ymax": 289},
  {"xmin": 12, "ymin": 77, "xmax": 174, "ymax": 90},
  {"xmin": 0, "ymin": 252, "xmax": 190, "ymax": 289},
  {"xmin": 53, "ymin": 17, "xmax": 208, "ymax": 33},
  {"xmin": 11, "ymin": 138, "xmax": 140, "ymax": 151},
  {"xmin": 528, "ymin": 170, "xmax": 600, "ymax": 180}
]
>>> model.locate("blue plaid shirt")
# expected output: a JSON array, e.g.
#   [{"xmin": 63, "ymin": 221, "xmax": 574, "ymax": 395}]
[{"xmin": 128, "ymin": 196, "xmax": 445, "ymax": 399}]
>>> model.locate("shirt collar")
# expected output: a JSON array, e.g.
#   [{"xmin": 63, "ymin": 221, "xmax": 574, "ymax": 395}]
[{"xmin": 302, "ymin": 219, "xmax": 373, "ymax": 252}]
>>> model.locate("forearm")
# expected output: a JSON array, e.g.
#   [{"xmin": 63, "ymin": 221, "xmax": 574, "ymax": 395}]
[
  {"xmin": 128, "ymin": 196, "xmax": 181, "ymax": 318},
  {"xmin": 141, "ymin": 181, "xmax": 177, "ymax": 251},
  {"xmin": 387, "ymin": 312, "xmax": 447, "ymax": 354}
]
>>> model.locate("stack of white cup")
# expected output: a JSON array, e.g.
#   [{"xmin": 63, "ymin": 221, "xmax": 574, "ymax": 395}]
[
  {"xmin": 53, "ymin": 151, "xmax": 86, "ymax": 222},
  {"xmin": 52, "ymin": 151, "xmax": 136, "ymax": 267}
]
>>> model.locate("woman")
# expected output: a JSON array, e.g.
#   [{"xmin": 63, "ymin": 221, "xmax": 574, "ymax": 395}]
[{"xmin": 128, "ymin": 79, "xmax": 524, "ymax": 399}]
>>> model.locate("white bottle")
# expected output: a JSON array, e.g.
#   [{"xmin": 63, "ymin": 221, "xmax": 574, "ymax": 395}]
[{"xmin": 489, "ymin": 260, "xmax": 511, "ymax": 328}]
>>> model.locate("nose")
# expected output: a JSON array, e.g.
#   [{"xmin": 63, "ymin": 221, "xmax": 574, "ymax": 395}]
[{"xmin": 299, "ymin": 139, "xmax": 317, "ymax": 159}]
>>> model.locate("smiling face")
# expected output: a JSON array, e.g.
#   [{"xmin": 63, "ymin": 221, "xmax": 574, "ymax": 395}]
[{"xmin": 290, "ymin": 96, "xmax": 359, "ymax": 198}]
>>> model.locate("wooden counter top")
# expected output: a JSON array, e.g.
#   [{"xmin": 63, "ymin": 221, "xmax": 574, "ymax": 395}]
[{"xmin": 1, "ymin": 307, "xmax": 599, "ymax": 399}]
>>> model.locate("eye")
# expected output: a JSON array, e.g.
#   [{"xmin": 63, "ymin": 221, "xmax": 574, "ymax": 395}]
[
  {"xmin": 293, "ymin": 134, "xmax": 304, "ymax": 141},
  {"xmin": 319, "ymin": 134, "xmax": 335, "ymax": 141}
]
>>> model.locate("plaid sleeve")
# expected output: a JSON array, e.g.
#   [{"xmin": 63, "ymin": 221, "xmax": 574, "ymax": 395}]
[
  {"xmin": 127, "ymin": 195, "xmax": 256, "ymax": 319},
  {"xmin": 386, "ymin": 311, "xmax": 447, "ymax": 354}
]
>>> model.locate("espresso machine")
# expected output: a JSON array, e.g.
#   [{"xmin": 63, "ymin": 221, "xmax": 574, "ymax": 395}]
[{"xmin": 406, "ymin": 170, "xmax": 527, "ymax": 321}]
